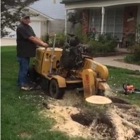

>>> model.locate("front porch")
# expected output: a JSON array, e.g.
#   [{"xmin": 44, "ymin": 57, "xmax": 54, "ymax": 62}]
[{"xmin": 63, "ymin": 0, "xmax": 140, "ymax": 48}]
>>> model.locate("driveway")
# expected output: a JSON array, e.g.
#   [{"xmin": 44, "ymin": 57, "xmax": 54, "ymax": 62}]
[
  {"xmin": 1, "ymin": 38, "xmax": 16, "ymax": 46},
  {"xmin": 94, "ymin": 55, "xmax": 140, "ymax": 71}
]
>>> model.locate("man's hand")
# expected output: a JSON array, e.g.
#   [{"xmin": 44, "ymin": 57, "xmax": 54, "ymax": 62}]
[
  {"xmin": 41, "ymin": 42, "xmax": 48, "ymax": 48},
  {"xmin": 29, "ymin": 36, "xmax": 48, "ymax": 48}
]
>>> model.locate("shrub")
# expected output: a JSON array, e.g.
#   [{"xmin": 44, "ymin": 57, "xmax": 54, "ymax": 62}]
[
  {"xmin": 88, "ymin": 34, "xmax": 117, "ymax": 55},
  {"xmin": 41, "ymin": 34, "xmax": 49, "ymax": 43},
  {"xmin": 74, "ymin": 25, "xmax": 89, "ymax": 44},
  {"xmin": 48, "ymin": 33, "xmax": 66, "ymax": 47},
  {"xmin": 125, "ymin": 23, "xmax": 140, "ymax": 65},
  {"xmin": 125, "ymin": 43, "xmax": 140, "ymax": 65},
  {"xmin": 124, "ymin": 54, "xmax": 140, "ymax": 65},
  {"xmin": 124, "ymin": 54, "xmax": 135, "ymax": 62}
]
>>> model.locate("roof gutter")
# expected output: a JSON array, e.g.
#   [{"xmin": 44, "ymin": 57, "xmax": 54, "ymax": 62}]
[
  {"xmin": 27, "ymin": 7, "xmax": 54, "ymax": 21},
  {"xmin": 61, "ymin": 0, "xmax": 95, "ymax": 4}
]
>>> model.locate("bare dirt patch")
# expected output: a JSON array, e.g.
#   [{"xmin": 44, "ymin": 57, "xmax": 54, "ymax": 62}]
[{"xmin": 40, "ymin": 90, "xmax": 140, "ymax": 140}]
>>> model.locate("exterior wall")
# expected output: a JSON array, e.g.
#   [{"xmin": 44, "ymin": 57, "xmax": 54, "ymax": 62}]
[
  {"xmin": 136, "ymin": 5, "xmax": 140, "ymax": 43},
  {"xmin": 40, "ymin": 21, "xmax": 48, "ymax": 37},
  {"xmin": 82, "ymin": 10, "xmax": 89, "ymax": 33},
  {"xmin": 123, "ymin": 6, "xmax": 138, "ymax": 35},
  {"xmin": 137, "ymin": 5, "xmax": 140, "ymax": 23},
  {"xmin": 49, "ymin": 19, "xmax": 65, "ymax": 33},
  {"xmin": 122, "ymin": 5, "xmax": 138, "ymax": 47}
]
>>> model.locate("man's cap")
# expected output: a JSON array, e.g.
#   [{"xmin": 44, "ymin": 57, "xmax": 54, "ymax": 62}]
[{"xmin": 21, "ymin": 13, "xmax": 30, "ymax": 19}]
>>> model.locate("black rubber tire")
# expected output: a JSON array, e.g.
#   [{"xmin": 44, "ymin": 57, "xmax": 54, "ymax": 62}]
[{"xmin": 49, "ymin": 79, "xmax": 65, "ymax": 99}]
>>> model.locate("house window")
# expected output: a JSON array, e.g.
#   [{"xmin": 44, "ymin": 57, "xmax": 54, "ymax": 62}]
[
  {"xmin": 90, "ymin": 9, "xmax": 101, "ymax": 33},
  {"xmin": 90, "ymin": 7, "xmax": 124, "ymax": 40}
]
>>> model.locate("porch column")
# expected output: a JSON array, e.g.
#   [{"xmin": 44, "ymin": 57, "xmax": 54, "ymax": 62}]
[
  {"xmin": 64, "ymin": 9, "xmax": 68, "ymax": 35},
  {"xmin": 101, "ymin": 7, "xmax": 105, "ymax": 34}
]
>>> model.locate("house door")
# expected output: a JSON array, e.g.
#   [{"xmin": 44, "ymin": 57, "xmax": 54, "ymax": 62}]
[{"xmin": 123, "ymin": 5, "xmax": 138, "ymax": 47}]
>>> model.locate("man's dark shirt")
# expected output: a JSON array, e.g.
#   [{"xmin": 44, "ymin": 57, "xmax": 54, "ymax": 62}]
[{"xmin": 16, "ymin": 22, "xmax": 37, "ymax": 57}]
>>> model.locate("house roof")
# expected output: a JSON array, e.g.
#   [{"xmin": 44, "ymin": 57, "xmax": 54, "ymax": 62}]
[
  {"xmin": 62, "ymin": 0, "xmax": 140, "ymax": 9},
  {"xmin": 28, "ymin": 7, "xmax": 54, "ymax": 20},
  {"xmin": 29, "ymin": 0, "xmax": 65, "ymax": 19},
  {"xmin": 61, "ymin": 0, "xmax": 93, "ymax": 3}
]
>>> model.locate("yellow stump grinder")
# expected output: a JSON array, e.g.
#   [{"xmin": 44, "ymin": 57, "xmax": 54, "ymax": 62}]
[{"xmin": 28, "ymin": 34, "xmax": 110, "ymax": 101}]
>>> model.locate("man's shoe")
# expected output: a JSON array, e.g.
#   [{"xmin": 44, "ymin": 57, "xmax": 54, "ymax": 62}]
[{"xmin": 20, "ymin": 85, "xmax": 33, "ymax": 91}]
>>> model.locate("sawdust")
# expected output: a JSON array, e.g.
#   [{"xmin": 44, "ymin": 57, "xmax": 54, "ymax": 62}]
[
  {"xmin": 49, "ymin": 105, "xmax": 91, "ymax": 138},
  {"xmin": 40, "ymin": 90, "xmax": 140, "ymax": 140},
  {"xmin": 41, "ymin": 91, "xmax": 92, "ymax": 139}
]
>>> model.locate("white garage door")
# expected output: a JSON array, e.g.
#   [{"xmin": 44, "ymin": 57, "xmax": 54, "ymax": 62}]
[
  {"xmin": 4, "ymin": 21, "xmax": 41, "ymax": 39},
  {"xmin": 30, "ymin": 21, "xmax": 41, "ymax": 37}
]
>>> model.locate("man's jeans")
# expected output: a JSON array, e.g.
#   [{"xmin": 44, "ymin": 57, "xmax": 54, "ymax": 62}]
[{"xmin": 17, "ymin": 57, "xmax": 30, "ymax": 86}]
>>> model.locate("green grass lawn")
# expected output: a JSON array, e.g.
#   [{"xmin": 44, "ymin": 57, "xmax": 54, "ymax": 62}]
[
  {"xmin": 1, "ymin": 46, "xmax": 140, "ymax": 140},
  {"xmin": 108, "ymin": 66, "xmax": 140, "ymax": 106},
  {"xmin": 1, "ymin": 46, "xmax": 85, "ymax": 140}
]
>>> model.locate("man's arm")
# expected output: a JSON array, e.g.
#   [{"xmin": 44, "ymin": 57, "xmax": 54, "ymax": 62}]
[
  {"xmin": 34, "ymin": 36, "xmax": 42, "ymax": 41},
  {"xmin": 28, "ymin": 36, "xmax": 48, "ymax": 47},
  {"xmin": 17, "ymin": 26, "xmax": 48, "ymax": 47}
]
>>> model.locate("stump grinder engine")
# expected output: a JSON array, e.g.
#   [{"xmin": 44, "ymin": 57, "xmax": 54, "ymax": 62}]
[{"xmin": 28, "ymin": 34, "xmax": 110, "ymax": 99}]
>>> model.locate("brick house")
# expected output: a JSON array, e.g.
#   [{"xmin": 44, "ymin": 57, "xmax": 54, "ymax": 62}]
[{"xmin": 62, "ymin": 0, "xmax": 140, "ymax": 47}]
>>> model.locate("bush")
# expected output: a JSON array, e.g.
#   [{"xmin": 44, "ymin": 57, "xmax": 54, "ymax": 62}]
[
  {"xmin": 124, "ymin": 54, "xmax": 135, "ymax": 62},
  {"xmin": 41, "ymin": 34, "xmax": 49, "ymax": 43},
  {"xmin": 125, "ymin": 43, "xmax": 140, "ymax": 65},
  {"xmin": 74, "ymin": 25, "xmax": 117, "ymax": 55},
  {"xmin": 48, "ymin": 33, "xmax": 66, "ymax": 48},
  {"xmin": 74, "ymin": 25, "xmax": 89, "ymax": 44},
  {"xmin": 125, "ymin": 23, "xmax": 140, "ymax": 65},
  {"xmin": 124, "ymin": 54, "xmax": 140, "ymax": 65},
  {"xmin": 88, "ymin": 34, "xmax": 117, "ymax": 55}
]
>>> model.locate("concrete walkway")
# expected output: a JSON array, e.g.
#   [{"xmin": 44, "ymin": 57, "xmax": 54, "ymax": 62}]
[{"xmin": 94, "ymin": 55, "xmax": 140, "ymax": 71}]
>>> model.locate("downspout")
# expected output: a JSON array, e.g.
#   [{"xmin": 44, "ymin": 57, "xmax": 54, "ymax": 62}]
[
  {"xmin": 101, "ymin": 7, "xmax": 105, "ymax": 34},
  {"xmin": 47, "ymin": 20, "xmax": 49, "ymax": 35},
  {"xmin": 46, "ymin": 20, "xmax": 49, "ymax": 42},
  {"xmin": 64, "ymin": 9, "xmax": 68, "ymax": 35}
]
